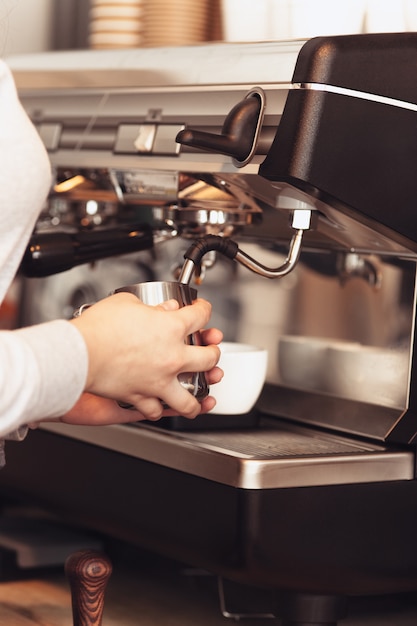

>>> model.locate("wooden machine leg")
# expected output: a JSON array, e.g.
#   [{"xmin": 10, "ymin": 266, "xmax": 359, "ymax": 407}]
[{"xmin": 65, "ymin": 549, "xmax": 112, "ymax": 626}]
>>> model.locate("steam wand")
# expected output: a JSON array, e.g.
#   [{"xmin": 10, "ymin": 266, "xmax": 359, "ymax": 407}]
[{"xmin": 178, "ymin": 209, "xmax": 312, "ymax": 285}]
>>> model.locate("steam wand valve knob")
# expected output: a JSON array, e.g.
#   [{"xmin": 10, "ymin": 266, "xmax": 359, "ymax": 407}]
[
  {"xmin": 65, "ymin": 549, "xmax": 112, "ymax": 626},
  {"xmin": 176, "ymin": 89, "xmax": 264, "ymax": 166}
]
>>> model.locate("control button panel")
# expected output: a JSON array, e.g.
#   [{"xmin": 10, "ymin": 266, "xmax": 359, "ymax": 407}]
[{"xmin": 114, "ymin": 123, "xmax": 185, "ymax": 155}]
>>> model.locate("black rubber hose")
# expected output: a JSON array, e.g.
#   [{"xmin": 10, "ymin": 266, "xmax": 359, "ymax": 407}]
[{"xmin": 183, "ymin": 235, "xmax": 239, "ymax": 266}]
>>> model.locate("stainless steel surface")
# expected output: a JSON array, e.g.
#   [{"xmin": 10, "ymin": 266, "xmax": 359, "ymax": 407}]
[
  {"xmin": 153, "ymin": 201, "xmax": 261, "ymax": 238},
  {"xmin": 8, "ymin": 41, "xmax": 300, "ymax": 90},
  {"xmin": 39, "ymin": 419, "xmax": 414, "ymax": 489},
  {"xmin": 114, "ymin": 280, "xmax": 197, "ymax": 306},
  {"xmin": 277, "ymin": 338, "xmax": 410, "ymax": 409}
]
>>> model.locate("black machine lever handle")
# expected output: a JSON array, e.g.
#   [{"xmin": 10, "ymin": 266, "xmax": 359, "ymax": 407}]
[{"xmin": 176, "ymin": 90, "xmax": 264, "ymax": 165}]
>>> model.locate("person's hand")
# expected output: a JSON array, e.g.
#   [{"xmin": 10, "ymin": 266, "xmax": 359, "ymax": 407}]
[
  {"xmin": 69, "ymin": 293, "xmax": 222, "ymax": 422},
  {"xmin": 58, "ymin": 357, "xmax": 223, "ymax": 426}
]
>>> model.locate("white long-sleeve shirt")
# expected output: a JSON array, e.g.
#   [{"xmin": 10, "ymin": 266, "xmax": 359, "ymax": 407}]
[{"xmin": 0, "ymin": 60, "xmax": 88, "ymax": 445}]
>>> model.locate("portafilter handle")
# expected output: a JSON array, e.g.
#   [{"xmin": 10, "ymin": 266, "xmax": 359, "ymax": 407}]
[
  {"xmin": 21, "ymin": 222, "xmax": 154, "ymax": 278},
  {"xmin": 65, "ymin": 549, "xmax": 112, "ymax": 626}
]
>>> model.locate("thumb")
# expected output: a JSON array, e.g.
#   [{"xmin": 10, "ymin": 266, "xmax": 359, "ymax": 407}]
[{"xmin": 158, "ymin": 299, "xmax": 181, "ymax": 312}]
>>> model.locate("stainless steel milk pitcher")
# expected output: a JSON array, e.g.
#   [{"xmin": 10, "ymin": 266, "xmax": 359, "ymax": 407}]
[{"xmin": 113, "ymin": 281, "xmax": 209, "ymax": 407}]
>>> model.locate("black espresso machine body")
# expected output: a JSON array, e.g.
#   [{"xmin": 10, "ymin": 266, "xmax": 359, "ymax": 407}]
[{"xmin": 4, "ymin": 34, "xmax": 417, "ymax": 616}]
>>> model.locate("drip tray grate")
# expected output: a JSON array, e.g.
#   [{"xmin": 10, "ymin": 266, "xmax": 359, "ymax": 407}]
[{"xmin": 184, "ymin": 419, "xmax": 381, "ymax": 459}]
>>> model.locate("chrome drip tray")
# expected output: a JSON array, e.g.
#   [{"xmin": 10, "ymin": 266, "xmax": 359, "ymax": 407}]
[
  {"xmin": 40, "ymin": 417, "xmax": 414, "ymax": 489},
  {"xmin": 182, "ymin": 422, "xmax": 380, "ymax": 458}
]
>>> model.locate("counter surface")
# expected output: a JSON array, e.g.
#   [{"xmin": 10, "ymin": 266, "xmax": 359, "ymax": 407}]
[{"xmin": 0, "ymin": 546, "xmax": 417, "ymax": 625}]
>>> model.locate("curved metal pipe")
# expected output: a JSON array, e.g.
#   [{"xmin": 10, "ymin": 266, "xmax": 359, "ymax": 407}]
[
  {"xmin": 235, "ymin": 229, "xmax": 304, "ymax": 279},
  {"xmin": 178, "ymin": 229, "xmax": 305, "ymax": 285}
]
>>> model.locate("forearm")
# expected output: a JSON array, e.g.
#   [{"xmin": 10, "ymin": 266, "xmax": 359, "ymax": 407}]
[{"xmin": 0, "ymin": 320, "xmax": 87, "ymax": 437}]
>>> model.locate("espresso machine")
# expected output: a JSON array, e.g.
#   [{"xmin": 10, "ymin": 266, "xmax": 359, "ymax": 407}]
[{"xmin": 3, "ymin": 33, "xmax": 417, "ymax": 625}]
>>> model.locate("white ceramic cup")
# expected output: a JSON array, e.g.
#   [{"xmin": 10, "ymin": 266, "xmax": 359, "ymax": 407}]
[
  {"xmin": 209, "ymin": 342, "xmax": 268, "ymax": 415},
  {"xmin": 324, "ymin": 343, "xmax": 408, "ymax": 408}
]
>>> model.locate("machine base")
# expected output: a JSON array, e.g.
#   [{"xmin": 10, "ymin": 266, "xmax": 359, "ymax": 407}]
[{"xmin": 0, "ymin": 429, "xmax": 416, "ymax": 600}]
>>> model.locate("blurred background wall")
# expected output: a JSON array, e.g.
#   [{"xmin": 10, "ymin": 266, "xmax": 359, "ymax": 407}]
[
  {"xmin": 0, "ymin": 0, "xmax": 89, "ymax": 55},
  {"xmin": 2, "ymin": 0, "xmax": 416, "ymax": 58}
]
